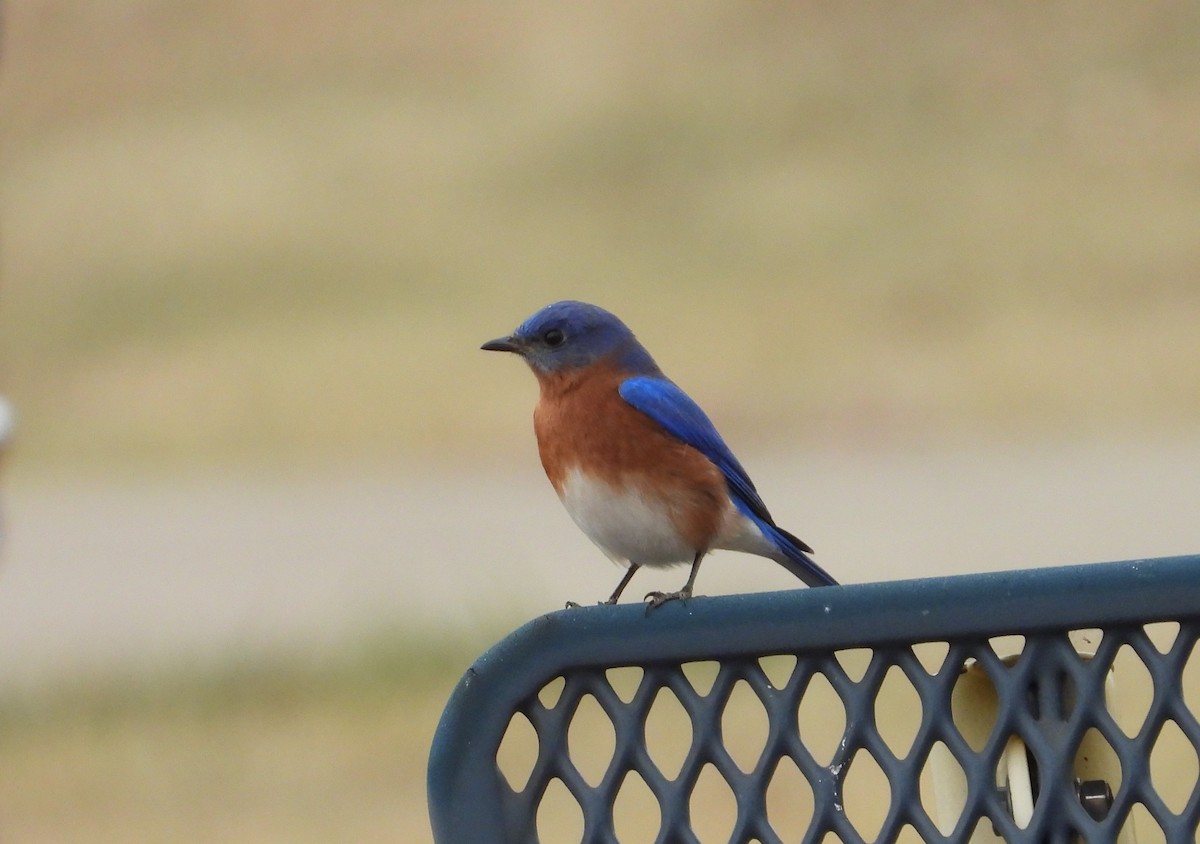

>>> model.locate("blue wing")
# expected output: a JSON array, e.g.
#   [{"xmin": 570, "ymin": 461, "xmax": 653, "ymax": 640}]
[
  {"xmin": 618, "ymin": 376, "xmax": 770, "ymax": 520},
  {"xmin": 618, "ymin": 376, "xmax": 837, "ymax": 587}
]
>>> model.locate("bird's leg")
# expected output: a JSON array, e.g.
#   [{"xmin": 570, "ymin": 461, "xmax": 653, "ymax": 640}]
[
  {"xmin": 606, "ymin": 563, "xmax": 641, "ymax": 604},
  {"xmin": 566, "ymin": 563, "xmax": 640, "ymax": 608},
  {"xmin": 645, "ymin": 552, "xmax": 704, "ymax": 610}
]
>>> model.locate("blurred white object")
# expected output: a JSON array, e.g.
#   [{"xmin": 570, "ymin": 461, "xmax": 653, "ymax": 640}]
[
  {"xmin": 929, "ymin": 633, "xmax": 1132, "ymax": 842},
  {"xmin": 0, "ymin": 394, "xmax": 12, "ymax": 451},
  {"xmin": 0, "ymin": 398, "xmax": 12, "ymax": 456}
]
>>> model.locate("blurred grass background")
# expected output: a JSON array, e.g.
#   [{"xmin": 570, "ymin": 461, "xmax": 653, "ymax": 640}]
[
  {"xmin": 5, "ymin": 1, "xmax": 1199, "ymax": 471},
  {"xmin": 2, "ymin": 1, "xmax": 1200, "ymax": 841}
]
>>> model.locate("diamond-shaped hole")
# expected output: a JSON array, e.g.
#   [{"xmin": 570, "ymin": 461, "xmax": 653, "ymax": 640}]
[
  {"xmin": 1145, "ymin": 621, "xmax": 1181, "ymax": 656},
  {"xmin": 912, "ymin": 641, "xmax": 950, "ymax": 676},
  {"xmin": 689, "ymin": 763, "xmax": 736, "ymax": 843},
  {"xmin": 644, "ymin": 686, "xmax": 692, "ymax": 781},
  {"xmin": 1126, "ymin": 802, "xmax": 1162, "ymax": 842},
  {"xmin": 567, "ymin": 694, "xmax": 615, "ymax": 788},
  {"xmin": 875, "ymin": 664, "xmax": 922, "ymax": 761},
  {"xmin": 612, "ymin": 770, "xmax": 660, "ymax": 844},
  {"xmin": 682, "ymin": 661, "xmax": 720, "ymax": 697},
  {"xmin": 835, "ymin": 648, "xmax": 873, "ymax": 682},
  {"xmin": 537, "ymin": 776, "xmax": 583, "ymax": 843},
  {"xmin": 765, "ymin": 754, "xmax": 814, "ymax": 841},
  {"xmin": 797, "ymin": 672, "xmax": 846, "ymax": 766},
  {"xmin": 606, "ymin": 666, "xmax": 644, "ymax": 704},
  {"xmin": 759, "ymin": 654, "xmax": 798, "ymax": 690},
  {"xmin": 496, "ymin": 710, "xmax": 539, "ymax": 792},
  {"xmin": 842, "ymin": 748, "xmax": 889, "ymax": 842},
  {"xmin": 950, "ymin": 662, "xmax": 998, "ymax": 753},
  {"xmin": 919, "ymin": 740, "xmax": 966, "ymax": 836},
  {"xmin": 1113, "ymin": 643, "xmax": 1154, "ymax": 738},
  {"xmin": 1074, "ymin": 726, "xmax": 1123, "ymax": 801},
  {"xmin": 723, "ymin": 679, "xmax": 769, "ymax": 774},
  {"xmin": 1149, "ymin": 718, "xmax": 1199, "ymax": 815},
  {"xmin": 539, "ymin": 675, "xmax": 565, "ymax": 709}
]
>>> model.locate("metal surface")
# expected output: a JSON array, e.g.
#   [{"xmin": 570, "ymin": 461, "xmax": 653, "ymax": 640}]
[{"xmin": 428, "ymin": 555, "xmax": 1200, "ymax": 842}]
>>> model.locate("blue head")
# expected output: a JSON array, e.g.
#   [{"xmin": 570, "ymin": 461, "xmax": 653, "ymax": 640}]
[{"xmin": 482, "ymin": 301, "xmax": 661, "ymax": 376}]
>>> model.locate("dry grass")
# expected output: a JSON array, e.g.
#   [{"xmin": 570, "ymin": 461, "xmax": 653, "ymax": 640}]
[
  {"xmin": 0, "ymin": 635, "xmax": 470, "ymax": 843},
  {"xmin": 2, "ymin": 2, "xmax": 1199, "ymax": 471}
]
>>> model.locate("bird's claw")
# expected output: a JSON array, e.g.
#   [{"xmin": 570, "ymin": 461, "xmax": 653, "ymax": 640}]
[
  {"xmin": 644, "ymin": 589, "xmax": 691, "ymax": 610},
  {"xmin": 565, "ymin": 599, "xmax": 616, "ymax": 609}
]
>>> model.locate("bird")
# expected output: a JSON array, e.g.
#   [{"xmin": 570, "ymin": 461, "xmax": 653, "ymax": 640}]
[{"xmin": 482, "ymin": 300, "xmax": 837, "ymax": 608}]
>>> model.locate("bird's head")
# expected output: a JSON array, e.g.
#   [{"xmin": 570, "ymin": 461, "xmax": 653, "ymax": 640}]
[{"xmin": 482, "ymin": 300, "xmax": 659, "ymax": 376}]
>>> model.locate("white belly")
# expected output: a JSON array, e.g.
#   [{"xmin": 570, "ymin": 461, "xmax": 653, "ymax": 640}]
[
  {"xmin": 556, "ymin": 467, "xmax": 780, "ymax": 567},
  {"xmin": 558, "ymin": 468, "xmax": 695, "ymax": 566}
]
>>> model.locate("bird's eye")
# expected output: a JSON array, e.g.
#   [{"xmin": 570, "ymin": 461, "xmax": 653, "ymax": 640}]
[{"xmin": 543, "ymin": 328, "xmax": 565, "ymax": 347}]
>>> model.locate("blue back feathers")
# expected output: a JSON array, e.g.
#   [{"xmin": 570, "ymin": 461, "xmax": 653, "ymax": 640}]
[
  {"xmin": 620, "ymin": 375, "xmax": 836, "ymax": 587},
  {"xmin": 618, "ymin": 378, "xmax": 770, "ymax": 522}
]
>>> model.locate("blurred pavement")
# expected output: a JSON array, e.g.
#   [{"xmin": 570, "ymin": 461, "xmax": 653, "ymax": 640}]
[{"xmin": 1, "ymin": 441, "xmax": 1198, "ymax": 683}]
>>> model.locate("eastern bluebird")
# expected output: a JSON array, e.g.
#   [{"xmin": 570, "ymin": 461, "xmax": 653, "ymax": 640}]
[{"xmin": 482, "ymin": 300, "xmax": 837, "ymax": 608}]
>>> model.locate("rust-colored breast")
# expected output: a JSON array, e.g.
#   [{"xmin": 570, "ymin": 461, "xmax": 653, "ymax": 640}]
[{"xmin": 532, "ymin": 360, "xmax": 728, "ymax": 551}]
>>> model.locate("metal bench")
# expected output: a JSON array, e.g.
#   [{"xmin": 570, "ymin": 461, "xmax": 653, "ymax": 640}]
[{"xmin": 428, "ymin": 555, "xmax": 1200, "ymax": 842}]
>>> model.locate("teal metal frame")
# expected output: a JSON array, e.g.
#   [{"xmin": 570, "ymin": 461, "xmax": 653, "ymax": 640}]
[{"xmin": 428, "ymin": 555, "xmax": 1200, "ymax": 842}]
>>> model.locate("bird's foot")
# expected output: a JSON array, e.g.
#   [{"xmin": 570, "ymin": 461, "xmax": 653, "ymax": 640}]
[
  {"xmin": 565, "ymin": 598, "xmax": 617, "ymax": 609},
  {"xmin": 644, "ymin": 589, "xmax": 691, "ymax": 610}
]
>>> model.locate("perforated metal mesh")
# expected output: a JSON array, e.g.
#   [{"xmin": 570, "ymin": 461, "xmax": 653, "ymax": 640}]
[{"xmin": 428, "ymin": 556, "xmax": 1200, "ymax": 843}]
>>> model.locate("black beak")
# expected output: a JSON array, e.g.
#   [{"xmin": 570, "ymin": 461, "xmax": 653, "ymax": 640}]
[{"xmin": 481, "ymin": 335, "xmax": 522, "ymax": 354}]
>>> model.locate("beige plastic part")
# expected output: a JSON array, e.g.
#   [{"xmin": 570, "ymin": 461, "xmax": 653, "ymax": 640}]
[
  {"xmin": 1002, "ymin": 735, "xmax": 1035, "ymax": 827},
  {"xmin": 927, "ymin": 631, "xmax": 1135, "ymax": 842}
]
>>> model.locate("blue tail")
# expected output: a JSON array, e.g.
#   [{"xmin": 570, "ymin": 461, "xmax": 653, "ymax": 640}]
[{"xmin": 763, "ymin": 523, "xmax": 839, "ymax": 588}]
